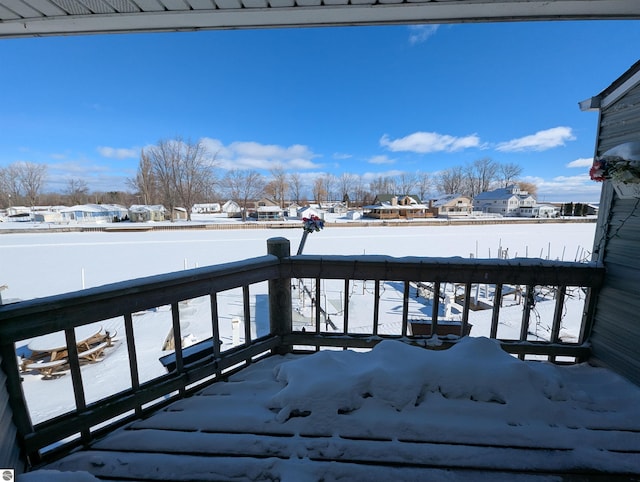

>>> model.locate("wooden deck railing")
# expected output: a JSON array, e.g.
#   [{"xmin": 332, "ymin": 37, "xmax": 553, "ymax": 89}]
[{"xmin": 0, "ymin": 237, "xmax": 605, "ymax": 469}]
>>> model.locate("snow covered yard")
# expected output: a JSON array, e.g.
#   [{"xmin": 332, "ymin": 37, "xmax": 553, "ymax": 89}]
[{"xmin": 26, "ymin": 338, "xmax": 640, "ymax": 481}]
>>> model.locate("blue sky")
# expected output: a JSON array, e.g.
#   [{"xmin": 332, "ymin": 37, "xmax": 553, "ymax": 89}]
[{"xmin": 1, "ymin": 20, "xmax": 640, "ymax": 202}]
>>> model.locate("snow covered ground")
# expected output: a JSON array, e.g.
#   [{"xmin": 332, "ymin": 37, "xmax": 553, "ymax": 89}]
[{"xmin": 4, "ymin": 220, "xmax": 638, "ymax": 479}]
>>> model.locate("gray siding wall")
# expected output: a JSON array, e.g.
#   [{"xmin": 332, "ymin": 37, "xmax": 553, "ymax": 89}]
[
  {"xmin": 590, "ymin": 81, "xmax": 640, "ymax": 385},
  {"xmin": 0, "ymin": 354, "xmax": 23, "ymax": 472}
]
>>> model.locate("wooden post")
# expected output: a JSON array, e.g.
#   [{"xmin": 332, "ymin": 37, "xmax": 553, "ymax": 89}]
[{"xmin": 267, "ymin": 238, "xmax": 292, "ymax": 353}]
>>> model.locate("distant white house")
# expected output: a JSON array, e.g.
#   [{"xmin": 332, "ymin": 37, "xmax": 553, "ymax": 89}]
[
  {"xmin": 297, "ymin": 206, "xmax": 322, "ymax": 219},
  {"xmin": 222, "ymin": 200, "xmax": 242, "ymax": 218},
  {"xmin": 33, "ymin": 211, "xmax": 63, "ymax": 223},
  {"xmin": 517, "ymin": 204, "xmax": 559, "ymax": 218},
  {"xmin": 473, "ymin": 185, "xmax": 536, "ymax": 217},
  {"xmin": 285, "ymin": 203, "xmax": 301, "ymax": 218},
  {"xmin": 329, "ymin": 202, "xmax": 348, "ymax": 214},
  {"xmin": 128, "ymin": 205, "xmax": 166, "ymax": 222},
  {"xmin": 60, "ymin": 204, "xmax": 128, "ymax": 223},
  {"xmin": 192, "ymin": 203, "xmax": 221, "ymax": 214}
]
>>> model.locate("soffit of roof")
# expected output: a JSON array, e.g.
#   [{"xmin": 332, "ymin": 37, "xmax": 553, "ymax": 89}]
[{"xmin": 0, "ymin": 0, "xmax": 639, "ymax": 39}]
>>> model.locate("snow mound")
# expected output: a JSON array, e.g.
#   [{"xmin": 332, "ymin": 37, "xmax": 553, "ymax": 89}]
[{"xmin": 269, "ymin": 337, "xmax": 568, "ymax": 421}]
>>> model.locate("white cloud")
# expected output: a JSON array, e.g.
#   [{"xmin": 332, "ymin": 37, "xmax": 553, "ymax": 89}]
[
  {"xmin": 229, "ymin": 141, "xmax": 312, "ymax": 160},
  {"xmin": 97, "ymin": 146, "xmax": 139, "ymax": 159},
  {"xmin": 566, "ymin": 157, "xmax": 594, "ymax": 168},
  {"xmin": 368, "ymin": 155, "xmax": 395, "ymax": 165},
  {"xmin": 201, "ymin": 138, "xmax": 228, "ymax": 157},
  {"xmin": 333, "ymin": 153, "xmax": 352, "ymax": 160},
  {"xmin": 289, "ymin": 158, "xmax": 320, "ymax": 170},
  {"xmin": 380, "ymin": 132, "xmax": 481, "ymax": 153},
  {"xmin": 45, "ymin": 159, "xmax": 134, "ymax": 192},
  {"xmin": 50, "ymin": 160, "xmax": 111, "ymax": 175},
  {"xmin": 408, "ymin": 25, "xmax": 439, "ymax": 45},
  {"xmin": 361, "ymin": 169, "xmax": 405, "ymax": 181},
  {"xmin": 201, "ymin": 137, "xmax": 322, "ymax": 171},
  {"xmin": 496, "ymin": 127, "xmax": 576, "ymax": 152},
  {"xmin": 520, "ymin": 174, "xmax": 601, "ymax": 202}
]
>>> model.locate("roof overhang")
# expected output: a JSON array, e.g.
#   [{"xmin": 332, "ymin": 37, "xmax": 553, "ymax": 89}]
[
  {"xmin": 580, "ymin": 60, "xmax": 640, "ymax": 112},
  {"xmin": 1, "ymin": 0, "xmax": 640, "ymax": 39}
]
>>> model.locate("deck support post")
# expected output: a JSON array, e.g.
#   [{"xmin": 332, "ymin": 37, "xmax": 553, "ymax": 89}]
[{"xmin": 267, "ymin": 237, "xmax": 293, "ymax": 354}]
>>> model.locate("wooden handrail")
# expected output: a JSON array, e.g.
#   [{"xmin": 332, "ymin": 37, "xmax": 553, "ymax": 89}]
[
  {"xmin": 0, "ymin": 255, "xmax": 280, "ymax": 343},
  {"xmin": 281, "ymin": 255, "xmax": 604, "ymax": 286}
]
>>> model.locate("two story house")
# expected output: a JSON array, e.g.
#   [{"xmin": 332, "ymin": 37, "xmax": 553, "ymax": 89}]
[{"xmin": 473, "ymin": 185, "xmax": 537, "ymax": 216}]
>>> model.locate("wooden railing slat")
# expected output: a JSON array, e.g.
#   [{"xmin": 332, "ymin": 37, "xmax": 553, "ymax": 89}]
[
  {"xmin": 490, "ymin": 283, "xmax": 503, "ymax": 339},
  {"xmin": 401, "ymin": 281, "xmax": 409, "ymax": 337}
]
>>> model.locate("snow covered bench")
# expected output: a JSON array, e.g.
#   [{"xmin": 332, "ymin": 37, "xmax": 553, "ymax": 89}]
[
  {"xmin": 25, "ymin": 359, "xmax": 67, "ymax": 379},
  {"xmin": 78, "ymin": 342, "xmax": 108, "ymax": 363}
]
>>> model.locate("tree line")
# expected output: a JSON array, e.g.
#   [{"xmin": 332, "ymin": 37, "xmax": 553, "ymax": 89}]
[
  {"xmin": 0, "ymin": 162, "xmax": 135, "ymax": 209},
  {"xmin": 1, "ymin": 138, "xmax": 535, "ymax": 217}
]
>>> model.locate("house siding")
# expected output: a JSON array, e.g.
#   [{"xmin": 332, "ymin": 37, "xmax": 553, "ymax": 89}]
[{"xmin": 589, "ymin": 79, "xmax": 640, "ymax": 386}]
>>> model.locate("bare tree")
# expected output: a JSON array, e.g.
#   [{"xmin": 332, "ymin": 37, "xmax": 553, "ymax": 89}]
[
  {"xmin": 396, "ymin": 172, "xmax": 417, "ymax": 197},
  {"xmin": 38, "ymin": 191, "xmax": 64, "ymax": 206},
  {"xmin": 101, "ymin": 191, "xmax": 130, "ymax": 205},
  {"xmin": 127, "ymin": 149, "xmax": 157, "ymax": 205},
  {"xmin": 498, "ymin": 162, "xmax": 523, "ymax": 188},
  {"xmin": 321, "ymin": 173, "xmax": 337, "ymax": 204},
  {"xmin": 312, "ymin": 178, "xmax": 327, "ymax": 205},
  {"xmin": 289, "ymin": 172, "xmax": 303, "ymax": 205},
  {"xmin": 353, "ymin": 177, "xmax": 368, "ymax": 207},
  {"xmin": 267, "ymin": 166, "xmax": 289, "ymax": 208},
  {"xmin": 437, "ymin": 166, "xmax": 465, "ymax": 195},
  {"xmin": 416, "ymin": 172, "xmax": 432, "ymax": 202},
  {"xmin": 65, "ymin": 178, "xmax": 89, "ymax": 205},
  {"xmin": 368, "ymin": 176, "xmax": 396, "ymax": 197},
  {"xmin": 0, "ymin": 167, "xmax": 10, "ymax": 207},
  {"xmin": 11, "ymin": 162, "xmax": 47, "ymax": 206},
  {"xmin": 518, "ymin": 181, "xmax": 538, "ymax": 197},
  {"xmin": 224, "ymin": 169, "xmax": 265, "ymax": 222},
  {"xmin": 148, "ymin": 141, "xmax": 180, "ymax": 219},
  {"xmin": 4, "ymin": 164, "xmax": 23, "ymax": 204},
  {"xmin": 175, "ymin": 139, "xmax": 216, "ymax": 219},
  {"xmin": 145, "ymin": 138, "xmax": 216, "ymax": 221},
  {"xmin": 338, "ymin": 173, "xmax": 356, "ymax": 206},
  {"xmin": 464, "ymin": 158, "xmax": 498, "ymax": 198}
]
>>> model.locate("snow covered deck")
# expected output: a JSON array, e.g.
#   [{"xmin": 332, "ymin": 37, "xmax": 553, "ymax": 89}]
[{"xmin": 35, "ymin": 338, "xmax": 640, "ymax": 481}]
